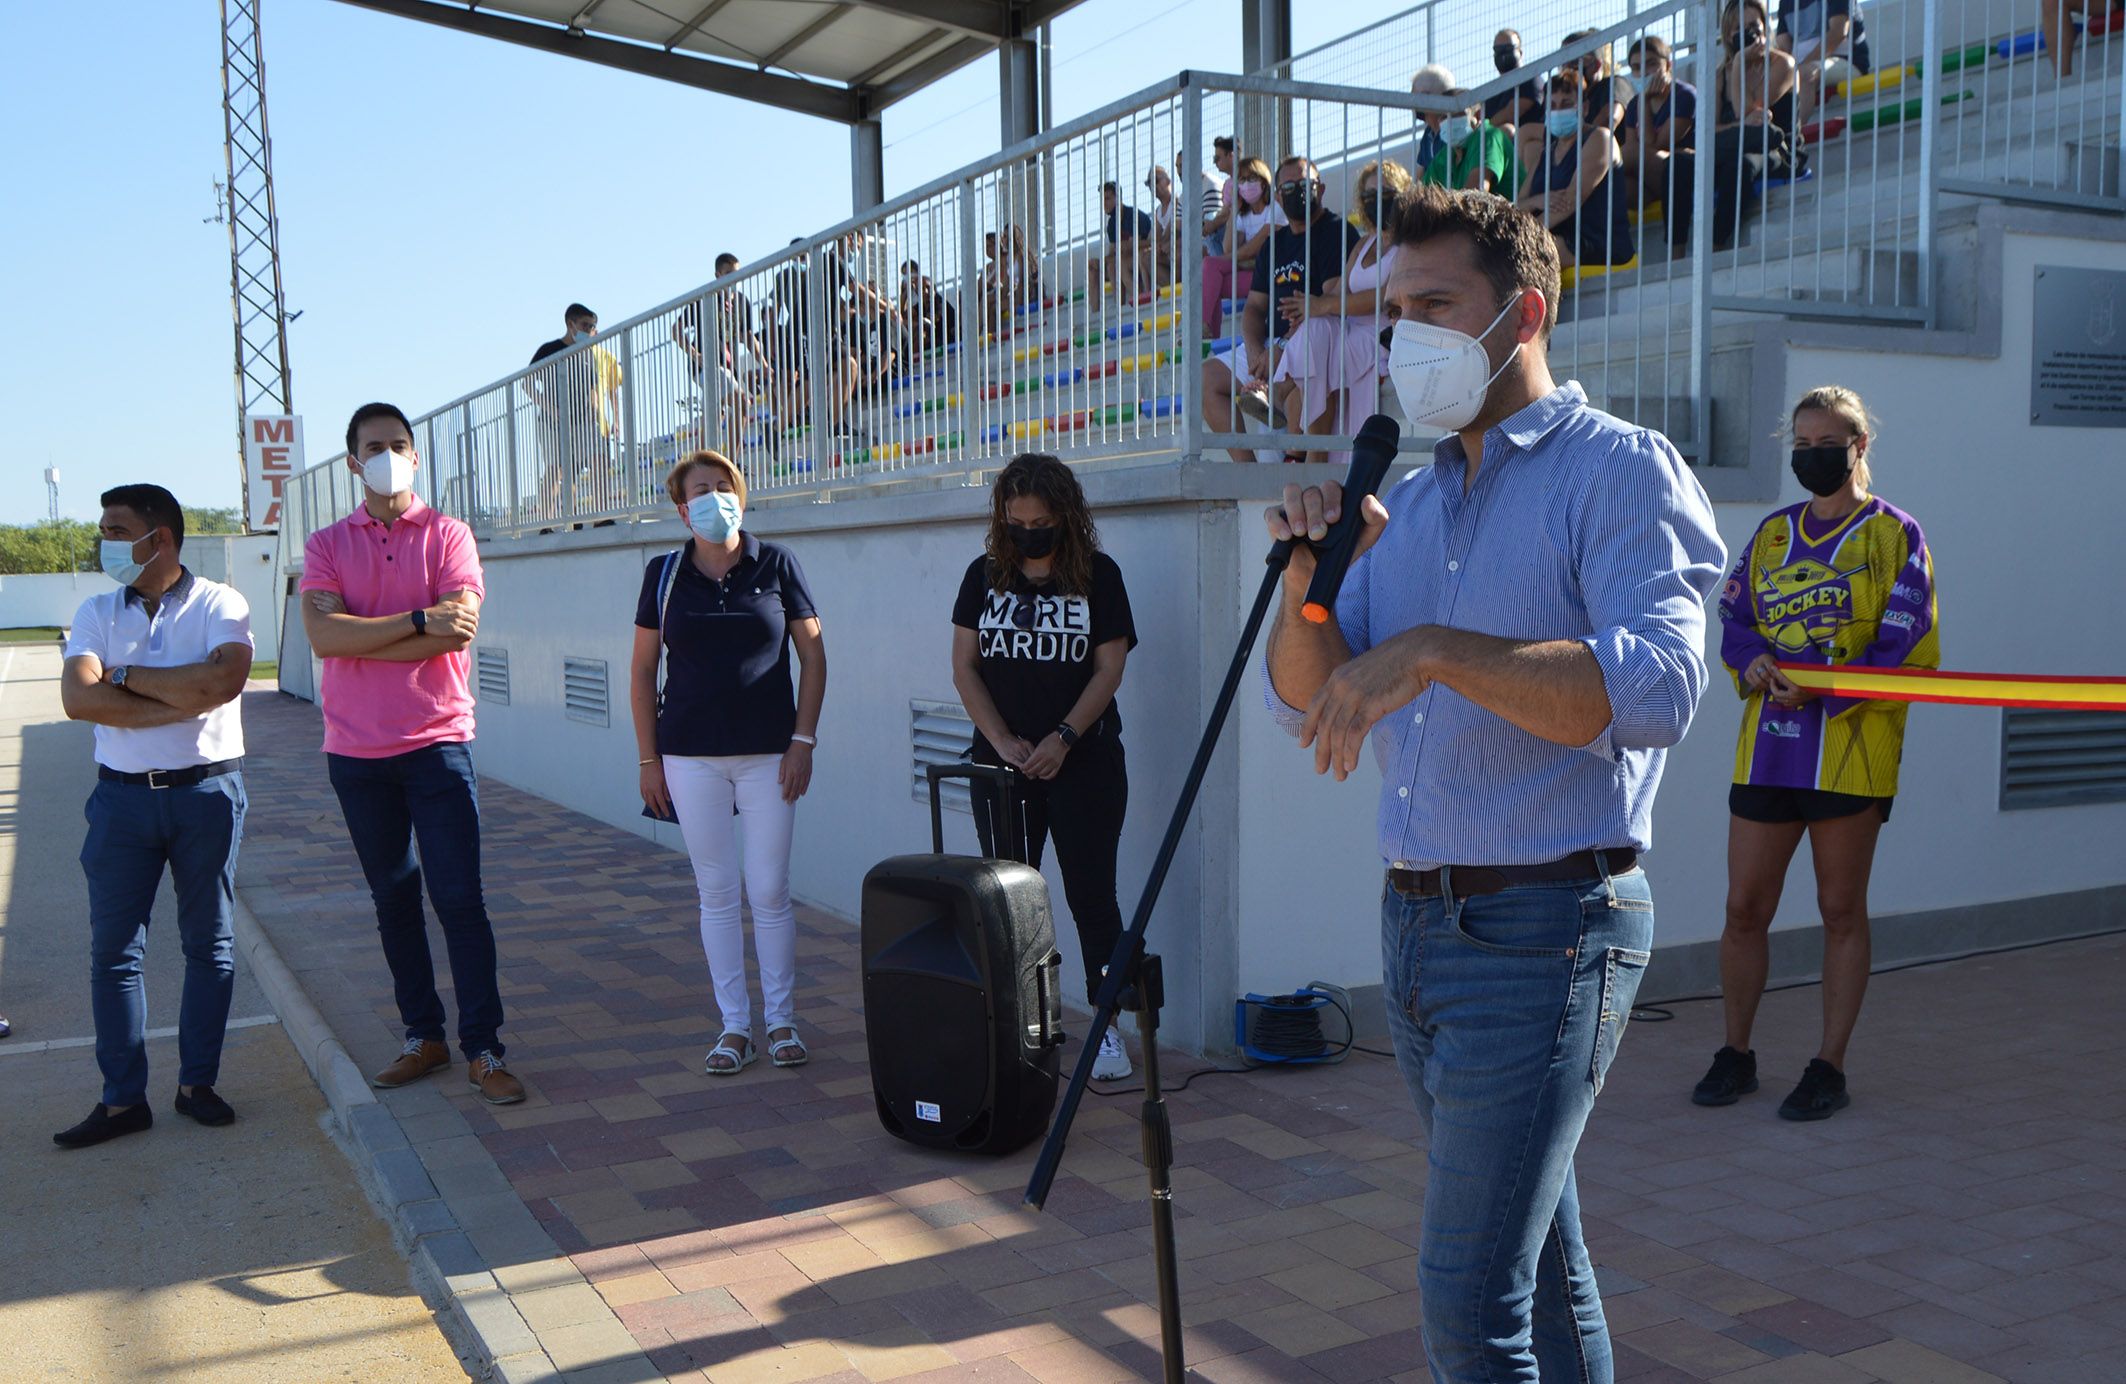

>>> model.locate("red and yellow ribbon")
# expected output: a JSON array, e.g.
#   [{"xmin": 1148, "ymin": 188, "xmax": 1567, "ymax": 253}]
[{"xmin": 1776, "ymin": 663, "xmax": 2126, "ymax": 712}]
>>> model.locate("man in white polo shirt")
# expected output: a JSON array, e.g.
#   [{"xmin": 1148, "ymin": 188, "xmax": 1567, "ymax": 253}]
[{"xmin": 57, "ymin": 484, "xmax": 254, "ymax": 1149}]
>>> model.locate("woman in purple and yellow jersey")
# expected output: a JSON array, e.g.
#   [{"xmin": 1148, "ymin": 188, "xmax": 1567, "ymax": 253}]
[{"xmin": 1695, "ymin": 385, "xmax": 1938, "ymax": 1121}]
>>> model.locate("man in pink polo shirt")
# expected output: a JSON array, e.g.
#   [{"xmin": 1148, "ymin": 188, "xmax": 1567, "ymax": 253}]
[{"xmin": 299, "ymin": 401, "xmax": 525, "ymax": 1105}]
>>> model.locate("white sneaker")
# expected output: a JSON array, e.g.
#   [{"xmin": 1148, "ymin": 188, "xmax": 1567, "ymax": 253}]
[{"xmin": 1092, "ymin": 1030, "xmax": 1133, "ymax": 1082}]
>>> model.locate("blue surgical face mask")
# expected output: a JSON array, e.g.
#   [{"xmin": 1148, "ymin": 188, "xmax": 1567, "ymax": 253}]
[
  {"xmin": 101, "ymin": 533, "xmax": 153, "ymax": 587},
  {"xmin": 1546, "ymin": 108, "xmax": 1581, "ymax": 138},
  {"xmin": 686, "ymin": 490, "xmax": 743, "ymax": 542}
]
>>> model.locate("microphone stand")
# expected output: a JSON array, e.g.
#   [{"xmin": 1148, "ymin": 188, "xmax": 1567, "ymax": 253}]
[{"xmin": 1025, "ymin": 535, "xmax": 1297, "ymax": 1384}]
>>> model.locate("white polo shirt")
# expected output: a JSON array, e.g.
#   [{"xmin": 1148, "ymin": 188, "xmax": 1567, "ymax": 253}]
[{"xmin": 63, "ymin": 569, "xmax": 253, "ymax": 774}]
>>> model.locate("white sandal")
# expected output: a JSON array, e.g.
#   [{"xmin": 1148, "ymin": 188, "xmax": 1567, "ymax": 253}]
[
  {"xmin": 705, "ymin": 1031, "xmax": 756, "ymax": 1076},
  {"xmin": 768, "ymin": 1027, "xmax": 809, "ymax": 1068}
]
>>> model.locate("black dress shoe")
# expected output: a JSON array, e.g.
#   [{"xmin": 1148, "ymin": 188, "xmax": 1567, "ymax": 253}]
[
  {"xmin": 175, "ymin": 1086, "xmax": 236, "ymax": 1126},
  {"xmin": 54, "ymin": 1103, "xmax": 153, "ymax": 1149}
]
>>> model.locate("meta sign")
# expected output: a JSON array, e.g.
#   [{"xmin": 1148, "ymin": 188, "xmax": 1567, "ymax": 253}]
[{"xmin": 243, "ymin": 413, "xmax": 304, "ymax": 532}]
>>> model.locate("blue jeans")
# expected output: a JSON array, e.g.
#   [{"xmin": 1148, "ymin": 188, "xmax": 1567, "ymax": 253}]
[
  {"xmin": 327, "ymin": 742, "xmax": 504, "ymax": 1059},
  {"xmin": 1381, "ymin": 862, "xmax": 1655, "ymax": 1383},
  {"xmin": 80, "ymin": 772, "xmax": 247, "ymax": 1107}
]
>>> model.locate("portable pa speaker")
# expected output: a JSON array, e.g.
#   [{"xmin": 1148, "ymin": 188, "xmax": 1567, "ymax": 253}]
[{"xmin": 861, "ymin": 764, "xmax": 1063, "ymax": 1156}]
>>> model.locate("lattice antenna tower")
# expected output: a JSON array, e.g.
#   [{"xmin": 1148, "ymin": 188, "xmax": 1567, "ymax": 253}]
[{"xmin": 220, "ymin": 0, "xmax": 295, "ymax": 530}]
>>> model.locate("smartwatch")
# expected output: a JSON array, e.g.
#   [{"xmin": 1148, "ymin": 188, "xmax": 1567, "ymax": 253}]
[
  {"xmin": 1054, "ymin": 722, "xmax": 1079, "ymax": 748},
  {"xmin": 411, "ymin": 608, "xmax": 428, "ymax": 635}
]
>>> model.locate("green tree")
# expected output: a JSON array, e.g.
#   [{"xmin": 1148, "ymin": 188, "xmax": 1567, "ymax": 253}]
[
  {"xmin": 0, "ymin": 520, "xmax": 98, "ymax": 574},
  {"xmin": 185, "ymin": 506, "xmax": 245, "ymax": 535}
]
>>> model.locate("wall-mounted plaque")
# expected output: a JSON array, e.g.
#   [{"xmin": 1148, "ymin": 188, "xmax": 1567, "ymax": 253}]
[{"xmin": 2033, "ymin": 265, "xmax": 2126, "ymax": 427}]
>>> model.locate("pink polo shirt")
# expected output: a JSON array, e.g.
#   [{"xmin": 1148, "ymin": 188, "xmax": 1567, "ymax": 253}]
[{"xmin": 300, "ymin": 496, "xmax": 485, "ymax": 758}]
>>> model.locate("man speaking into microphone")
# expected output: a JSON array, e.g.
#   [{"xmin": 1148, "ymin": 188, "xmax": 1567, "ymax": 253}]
[{"xmin": 1262, "ymin": 184, "xmax": 1724, "ymax": 1383}]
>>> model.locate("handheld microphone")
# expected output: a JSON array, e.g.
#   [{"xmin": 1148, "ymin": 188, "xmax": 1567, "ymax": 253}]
[{"xmin": 1300, "ymin": 414, "xmax": 1400, "ymax": 624}]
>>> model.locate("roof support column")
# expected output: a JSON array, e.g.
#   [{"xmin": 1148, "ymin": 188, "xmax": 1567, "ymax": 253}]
[
  {"xmin": 997, "ymin": 35, "xmax": 1042, "ymax": 271},
  {"xmin": 1237, "ymin": 0, "xmax": 1291, "ymax": 169},
  {"xmin": 851, "ymin": 116, "xmax": 884, "ymax": 215}
]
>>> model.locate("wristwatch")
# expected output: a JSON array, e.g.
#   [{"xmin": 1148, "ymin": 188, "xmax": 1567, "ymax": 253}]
[
  {"xmin": 411, "ymin": 608, "xmax": 428, "ymax": 635},
  {"xmin": 110, "ymin": 665, "xmax": 130, "ymax": 688},
  {"xmin": 1054, "ymin": 722, "xmax": 1079, "ymax": 748}
]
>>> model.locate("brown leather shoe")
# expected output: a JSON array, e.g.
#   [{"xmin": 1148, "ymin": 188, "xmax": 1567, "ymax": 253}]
[
  {"xmin": 370, "ymin": 1038, "xmax": 450, "ymax": 1089},
  {"xmin": 468, "ymin": 1051, "xmax": 526, "ymax": 1105}
]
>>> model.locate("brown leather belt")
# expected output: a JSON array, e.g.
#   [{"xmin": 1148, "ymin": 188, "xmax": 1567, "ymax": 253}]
[{"xmin": 1388, "ymin": 849, "xmax": 1637, "ymax": 901}]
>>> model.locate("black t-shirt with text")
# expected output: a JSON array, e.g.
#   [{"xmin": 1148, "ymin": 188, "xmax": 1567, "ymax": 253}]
[
  {"xmin": 1254, "ymin": 214, "xmax": 1362, "ymax": 343},
  {"xmin": 951, "ymin": 551, "xmax": 1137, "ymax": 747}
]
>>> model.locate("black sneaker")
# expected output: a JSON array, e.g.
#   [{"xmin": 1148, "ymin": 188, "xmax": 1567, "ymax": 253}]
[
  {"xmin": 175, "ymin": 1086, "xmax": 237, "ymax": 1126},
  {"xmin": 1778, "ymin": 1058, "xmax": 1850, "ymax": 1121},
  {"xmin": 1691, "ymin": 1046, "xmax": 1759, "ymax": 1106},
  {"xmin": 54, "ymin": 1103, "xmax": 153, "ymax": 1149}
]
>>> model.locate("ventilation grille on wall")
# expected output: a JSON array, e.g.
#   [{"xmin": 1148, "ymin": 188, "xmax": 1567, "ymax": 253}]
[
  {"xmin": 912, "ymin": 699, "xmax": 976, "ymax": 811},
  {"xmin": 475, "ymin": 647, "xmax": 509, "ymax": 705},
  {"xmin": 564, "ymin": 657, "xmax": 610, "ymax": 727},
  {"xmin": 2000, "ymin": 709, "xmax": 2126, "ymax": 809}
]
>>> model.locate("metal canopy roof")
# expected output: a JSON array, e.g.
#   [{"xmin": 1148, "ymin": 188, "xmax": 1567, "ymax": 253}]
[{"xmin": 327, "ymin": 0, "xmax": 1082, "ymax": 124}]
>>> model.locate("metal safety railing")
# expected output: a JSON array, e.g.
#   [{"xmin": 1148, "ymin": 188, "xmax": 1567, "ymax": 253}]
[{"xmin": 278, "ymin": 0, "xmax": 2119, "ymax": 563}]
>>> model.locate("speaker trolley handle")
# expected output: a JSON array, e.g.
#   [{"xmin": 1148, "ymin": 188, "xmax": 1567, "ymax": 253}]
[{"xmin": 925, "ymin": 762, "xmax": 1026, "ymax": 860}]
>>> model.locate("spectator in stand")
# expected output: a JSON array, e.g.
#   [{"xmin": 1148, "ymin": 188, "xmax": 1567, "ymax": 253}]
[
  {"xmin": 1701, "ymin": 385, "xmax": 1936, "ymax": 1122},
  {"xmin": 1518, "ymin": 69, "xmax": 1636, "ymax": 269},
  {"xmin": 1778, "ymin": 0, "xmax": 1870, "ymax": 88},
  {"xmin": 1485, "ymin": 29, "xmax": 1545, "ymax": 134},
  {"xmin": 1089, "ymin": 181, "xmax": 1153, "ymax": 311},
  {"xmin": 1711, "ymin": 0, "xmax": 1806, "ymax": 251},
  {"xmin": 836, "ymin": 230, "xmax": 900, "ymax": 396},
  {"xmin": 2038, "ymin": 0, "xmax": 2089, "ymax": 77},
  {"xmin": 982, "ymin": 227, "xmax": 1041, "ymax": 331},
  {"xmin": 1515, "ymin": 30, "xmax": 1631, "ymax": 190},
  {"xmin": 1204, "ymin": 137, "xmax": 1238, "ymax": 254},
  {"xmin": 1145, "ymin": 166, "xmax": 1180, "ymax": 288},
  {"xmin": 1620, "ymin": 37, "xmax": 1699, "ymax": 254},
  {"xmin": 1009, "ymin": 225, "xmax": 1044, "ymax": 307},
  {"xmin": 1410, "ymin": 64, "xmax": 1458, "ymax": 172},
  {"xmin": 526, "ymin": 305, "xmax": 623, "ymax": 522},
  {"xmin": 769, "ymin": 242, "xmax": 860, "ymax": 437},
  {"xmin": 1271, "ymin": 158, "xmax": 1412, "ymax": 464},
  {"xmin": 1200, "ymin": 155, "xmax": 1277, "ymax": 336},
  {"xmin": 1423, "ymin": 89, "xmax": 1521, "ymax": 193},
  {"xmin": 673, "ymin": 254, "xmax": 764, "ymax": 445},
  {"xmin": 898, "ymin": 258, "xmax": 959, "ymax": 355},
  {"xmin": 1199, "ymin": 156, "xmax": 1361, "ymax": 462}
]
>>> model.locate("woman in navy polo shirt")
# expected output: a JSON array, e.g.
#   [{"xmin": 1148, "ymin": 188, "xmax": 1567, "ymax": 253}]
[
  {"xmin": 950, "ymin": 453, "xmax": 1138, "ymax": 1082},
  {"xmin": 630, "ymin": 450, "xmax": 826, "ymax": 1076}
]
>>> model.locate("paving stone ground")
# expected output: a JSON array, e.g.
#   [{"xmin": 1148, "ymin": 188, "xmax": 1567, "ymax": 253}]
[{"xmin": 234, "ymin": 690, "xmax": 2126, "ymax": 1383}]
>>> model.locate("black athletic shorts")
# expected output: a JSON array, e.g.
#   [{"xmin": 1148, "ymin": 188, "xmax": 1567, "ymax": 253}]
[{"xmin": 1729, "ymin": 783, "xmax": 1892, "ymax": 824}]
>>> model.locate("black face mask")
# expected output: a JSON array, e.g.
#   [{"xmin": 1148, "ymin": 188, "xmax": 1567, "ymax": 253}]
[
  {"xmin": 1790, "ymin": 445, "xmax": 1854, "ymax": 497},
  {"xmin": 1722, "ymin": 32, "xmax": 1741, "ymax": 54},
  {"xmin": 1494, "ymin": 45, "xmax": 1520, "ymax": 73},
  {"xmin": 1007, "ymin": 524, "xmax": 1058, "ymax": 560},
  {"xmin": 1279, "ymin": 183, "xmax": 1315, "ymax": 221}
]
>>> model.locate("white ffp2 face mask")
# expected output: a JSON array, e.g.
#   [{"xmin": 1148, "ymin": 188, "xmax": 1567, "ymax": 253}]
[
  {"xmin": 362, "ymin": 448, "xmax": 418, "ymax": 497},
  {"xmin": 1386, "ymin": 296, "xmax": 1525, "ymax": 431}
]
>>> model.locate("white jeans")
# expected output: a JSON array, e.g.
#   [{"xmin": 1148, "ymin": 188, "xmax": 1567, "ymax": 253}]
[{"xmin": 663, "ymin": 754, "xmax": 797, "ymax": 1039}]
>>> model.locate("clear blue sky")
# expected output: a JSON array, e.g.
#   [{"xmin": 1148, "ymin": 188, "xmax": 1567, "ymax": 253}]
[{"xmin": 3, "ymin": 0, "xmax": 1405, "ymax": 522}]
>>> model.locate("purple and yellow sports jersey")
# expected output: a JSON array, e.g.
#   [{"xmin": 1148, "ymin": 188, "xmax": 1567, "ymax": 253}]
[{"xmin": 1718, "ymin": 496, "xmax": 1939, "ymax": 794}]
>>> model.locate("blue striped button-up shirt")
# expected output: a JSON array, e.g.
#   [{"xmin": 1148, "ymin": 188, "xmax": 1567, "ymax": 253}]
[{"xmin": 1264, "ymin": 383, "xmax": 1727, "ymax": 869}]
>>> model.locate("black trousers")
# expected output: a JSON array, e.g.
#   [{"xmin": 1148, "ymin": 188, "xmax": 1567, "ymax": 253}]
[
  {"xmin": 1670, "ymin": 125, "xmax": 1792, "ymax": 250},
  {"xmin": 971, "ymin": 734, "xmax": 1128, "ymax": 1000}
]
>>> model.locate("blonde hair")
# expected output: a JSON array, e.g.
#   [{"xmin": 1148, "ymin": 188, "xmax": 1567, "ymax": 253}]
[
  {"xmin": 664, "ymin": 449, "xmax": 746, "ymax": 509},
  {"xmin": 1349, "ymin": 158, "xmax": 1414, "ymax": 224},
  {"xmin": 1789, "ymin": 385, "xmax": 1876, "ymax": 491}
]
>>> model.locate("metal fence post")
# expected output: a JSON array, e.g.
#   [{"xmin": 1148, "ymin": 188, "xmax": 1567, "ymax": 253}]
[
  {"xmin": 1180, "ymin": 81, "xmax": 1205, "ymax": 464},
  {"xmin": 461, "ymin": 401, "xmax": 477, "ymax": 528},
  {"xmin": 957, "ymin": 179, "xmax": 982, "ymax": 470},
  {"xmin": 703, "ymin": 291, "xmax": 725, "ymax": 456},
  {"xmin": 1689, "ymin": 0, "xmax": 1716, "ymax": 463},
  {"xmin": 805, "ymin": 242, "xmax": 835, "ymax": 497},
  {"xmin": 504, "ymin": 385, "xmax": 520, "ymax": 535},
  {"xmin": 1917, "ymin": 0, "xmax": 1941, "ymax": 325},
  {"xmin": 618, "ymin": 324, "xmax": 637, "ymax": 519}
]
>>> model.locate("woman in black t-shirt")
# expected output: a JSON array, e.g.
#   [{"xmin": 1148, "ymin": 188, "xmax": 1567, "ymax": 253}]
[
  {"xmin": 630, "ymin": 451, "xmax": 826, "ymax": 1078},
  {"xmin": 950, "ymin": 454, "xmax": 1138, "ymax": 1082}
]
